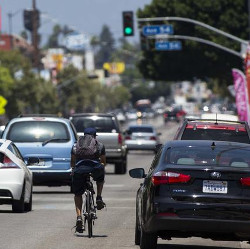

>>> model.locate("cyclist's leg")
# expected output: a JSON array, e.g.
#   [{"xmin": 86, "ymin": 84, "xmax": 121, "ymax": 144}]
[
  {"xmin": 92, "ymin": 164, "xmax": 105, "ymax": 210},
  {"xmin": 72, "ymin": 172, "xmax": 87, "ymax": 232}
]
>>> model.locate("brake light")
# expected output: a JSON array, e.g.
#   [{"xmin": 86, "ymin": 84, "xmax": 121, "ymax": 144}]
[
  {"xmin": 125, "ymin": 136, "xmax": 131, "ymax": 140},
  {"xmin": 164, "ymin": 113, "xmax": 168, "ymax": 118},
  {"xmin": 118, "ymin": 133, "xmax": 123, "ymax": 145},
  {"xmin": 0, "ymin": 155, "xmax": 20, "ymax": 169},
  {"xmin": 240, "ymin": 177, "xmax": 250, "ymax": 186},
  {"xmin": 150, "ymin": 136, "xmax": 156, "ymax": 140},
  {"xmin": 152, "ymin": 171, "xmax": 191, "ymax": 185}
]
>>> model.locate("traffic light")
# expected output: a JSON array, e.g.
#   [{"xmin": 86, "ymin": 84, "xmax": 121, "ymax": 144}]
[
  {"xmin": 140, "ymin": 31, "xmax": 148, "ymax": 51},
  {"xmin": 122, "ymin": 11, "xmax": 134, "ymax": 37},
  {"xmin": 23, "ymin": 9, "xmax": 40, "ymax": 31}
]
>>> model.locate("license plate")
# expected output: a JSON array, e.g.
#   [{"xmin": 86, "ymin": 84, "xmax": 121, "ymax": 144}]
[{"xmin": 203, "ymin": 180, "xmax": 228, "ymax": 194}]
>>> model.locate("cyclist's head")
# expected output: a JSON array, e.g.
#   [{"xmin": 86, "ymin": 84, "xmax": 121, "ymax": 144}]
[{"xmin": 84, "ymin": 127, "xmax": 97, "ymax": 137}]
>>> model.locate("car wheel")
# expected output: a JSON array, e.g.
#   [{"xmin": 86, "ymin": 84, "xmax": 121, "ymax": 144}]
[
  {"xmin": 140, "ymin": 229, "xmax": 157, "ymax": 249},
  {"xmin": 115, "ymin": 155, "xmax": 127, "ymax": 174},
  {"xmin": 114, "ymin": 161, "xmax": 126, "ymax": 174},
  {"xmin": 24, "ymin": 189, "xmax": 32, "ymax": 212},
  {"xmin": 12, "ymin": 184, "xmax": 25, "ymax": 213}
]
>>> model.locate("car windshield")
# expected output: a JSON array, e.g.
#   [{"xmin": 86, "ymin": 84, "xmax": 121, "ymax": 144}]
[
  {"xmin": 181, "ymin": 128, "xmax": 250, "ymax": 144},
  {"xmin": 7, "ymin": 121, "xmax": 70, "ymax": 143},
  {"xmin": 162, "ymin": 144, "xmax": 250, "ymax": 168},
  {"xmin": 129, "ymin": 127, "xmax": 153, "ymax": 133},
  {"xmin": 72, "ymin": 117, "xmax": 117, "ymax": 133}
]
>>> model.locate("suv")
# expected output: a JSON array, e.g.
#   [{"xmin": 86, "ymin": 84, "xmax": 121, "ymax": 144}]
[
  {"xmin": 1, "ymin": 115, "xmax": 77, "ymax": 187},
  {"xmin": 69, "ymin": 113, "xmax": 127, "ymax": 174},
  {"xmin": 174, "ymin": 118, "xmax": 250, "ymax": 143}
]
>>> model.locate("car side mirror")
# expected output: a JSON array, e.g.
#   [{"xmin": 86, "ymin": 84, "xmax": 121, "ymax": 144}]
[
  {"xmin": 27, "ymin": 157, "xmax": 39, "ymax": 165},
  {"xmin": 129, "ymin": 168, "xmax": 146, "ymax": 178}
]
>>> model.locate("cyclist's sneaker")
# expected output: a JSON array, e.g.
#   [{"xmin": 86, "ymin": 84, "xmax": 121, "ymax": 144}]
[
  {"xmin": 75, "ymin": 216, "xmax": 83, "ymax": 233},
  {"xmin": 96, "ymin": 196, "xmax": 106, "ymax": 210}
]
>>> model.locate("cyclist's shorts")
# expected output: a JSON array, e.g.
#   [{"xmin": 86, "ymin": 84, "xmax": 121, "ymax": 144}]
[{"xmin": 72, "ymin": 164, "xmax": 105, "ymax": 195}]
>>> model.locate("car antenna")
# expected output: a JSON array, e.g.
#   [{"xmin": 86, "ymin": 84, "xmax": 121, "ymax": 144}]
[
  {"xmin": 211, "ymin": 142, "xmax": 216, "ymax": 150},
  {"xmin": 215, "ymin": 113, "xmax": 218, "ymax": 125}
]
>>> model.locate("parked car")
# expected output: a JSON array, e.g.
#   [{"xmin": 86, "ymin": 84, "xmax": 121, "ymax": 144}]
[
  {"xmin": 129, "ymin": 140, "xmax": 250, "ymax": 248},
  {"xmin": 125, "ymin": 124, "xmax": 161, "ymax": 153},
  {"xmin": 163, "ymin": 107, "xmax": 186, "ymax": 123},
  {"xmin": 1, "ymin": 115, "xmax": 77, "ymax": 187},
  {"xmin": 69, "ymin": 113, "xmax": 127, "ymax": 174},
  {"xmin": 0, "ymin": 139, "xmax": 33, "ymax": 212},
  {"xmin": 125, "ymin": 109, "xmax": 138, "ymax": 120},
  {"xmin": 174, "ymin": 118, "xmax": 250, "ymax": 144}
]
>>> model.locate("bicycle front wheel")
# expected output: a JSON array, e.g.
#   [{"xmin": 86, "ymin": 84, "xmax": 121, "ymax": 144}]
[{"xmin": 86, "ymin": 191, "xmax": 93, "ymax": 238}]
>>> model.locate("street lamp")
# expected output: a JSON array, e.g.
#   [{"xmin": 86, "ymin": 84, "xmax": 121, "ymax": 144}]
[{"xmin": 7, "ymin": 9, "xmax": 22, "ymax": 49}]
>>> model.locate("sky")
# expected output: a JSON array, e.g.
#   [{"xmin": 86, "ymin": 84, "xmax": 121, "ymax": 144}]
[{"xmin": 1, "ymin": 0, "xmax": 152, "ymax": 46}]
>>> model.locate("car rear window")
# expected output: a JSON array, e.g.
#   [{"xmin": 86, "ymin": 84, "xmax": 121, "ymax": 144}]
[
  {"xmin": 72, "ymin": 117, "xmax": 117, "ymax": 133},
  {"xmin": 7, "ymin": 121, "xmax": 70, "ymax": 143},
  {"xmin": 181, "ymin": 128, "xmax": 250, "ymax": 144},
  {"xmin": 129, "ymin": 127, "xmax": 153, "ymax": 133},
  {"xmin": 163, "ymin": 145, "xmax": 250, "ymax": 168}
]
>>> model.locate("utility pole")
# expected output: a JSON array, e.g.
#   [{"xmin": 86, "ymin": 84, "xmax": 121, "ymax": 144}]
[
  {"xmin": 32, "ymin": 0, "xmax": 39, "ymax": 69},
  {"xmin": 7, "ymin": 13, "xmax": 13, "ymax": 49}
]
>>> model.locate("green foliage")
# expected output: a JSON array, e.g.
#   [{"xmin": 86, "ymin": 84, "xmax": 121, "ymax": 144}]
[{"xmin": 137, "ymin": 0, "xmax": 247, "ymax": 85}]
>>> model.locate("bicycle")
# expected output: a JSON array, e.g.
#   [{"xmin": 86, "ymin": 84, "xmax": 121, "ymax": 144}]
[{"xmin": 82, "ymin": 173, "xmax": 97, "ymax": 238}]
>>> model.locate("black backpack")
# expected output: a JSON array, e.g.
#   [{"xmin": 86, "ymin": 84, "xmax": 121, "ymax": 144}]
[{"xmin": 75, "ymin": 134, "xmax": 100, "ymax": 159}]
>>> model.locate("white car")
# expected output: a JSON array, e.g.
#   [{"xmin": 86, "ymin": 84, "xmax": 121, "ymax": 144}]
[{"xmin": 0, "ymin": 139, "xmax": 33, "ymax": 212}]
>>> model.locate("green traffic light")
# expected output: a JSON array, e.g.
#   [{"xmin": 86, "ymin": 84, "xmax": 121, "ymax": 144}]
[{"xmin": 125, "ymin": 27, "xmax": 133, "ymax": 35}]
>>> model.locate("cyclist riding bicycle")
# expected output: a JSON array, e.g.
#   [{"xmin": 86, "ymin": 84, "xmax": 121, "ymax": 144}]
[{"xmin": 71, "ymin": 127, "xmax": 106, "ymax": 233}]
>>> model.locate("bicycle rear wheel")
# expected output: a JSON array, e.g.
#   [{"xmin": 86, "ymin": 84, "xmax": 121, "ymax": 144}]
[{"xmin": 86, "ymin": 191, "xmax": 93, "ymax": 238}]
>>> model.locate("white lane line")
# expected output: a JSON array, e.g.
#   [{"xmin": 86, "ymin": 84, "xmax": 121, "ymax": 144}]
[{"xmin": 240, "ymin": 241, "xmax": 250, "ymax": 248}]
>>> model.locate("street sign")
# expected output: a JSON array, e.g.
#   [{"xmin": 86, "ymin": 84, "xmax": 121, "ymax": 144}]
[
  {"xmin": 142, "ymin": 25, "xmax": 173, "ymax": 36},
  {"xmin": 155, "ymin": 41, "xmax": 182, "ymax": 51}
]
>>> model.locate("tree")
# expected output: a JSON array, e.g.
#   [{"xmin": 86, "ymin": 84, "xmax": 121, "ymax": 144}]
[
  {"xmin": 95, "ymin": 25, "xmax": 115, "ymax": 68},
  {"xmin": 45, "ymin": 24, "xmax": 61, "ymax": 48},
  {"xmin": 137, "ymin": 0, "xmax": 247, "ymax": 88}
]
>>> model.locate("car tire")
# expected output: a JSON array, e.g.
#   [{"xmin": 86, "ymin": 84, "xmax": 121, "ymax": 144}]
[
  {"xmin": 24, "ymin": 189, "xmax": 33, "ymax": 212},
  {"xmin": 140, "ymin": 229, "xmax": 157, "ymax": 249},
  {"xmin": 114, "ymin": 161, "xmax": 126, "ymax": 174},
  {"xmin": 12, "ymin": 184, "xmax": 25, "ymax": 213},
  {"xmin": 114, "ymin": 155, "xmax": 127, "ymax": 174}
]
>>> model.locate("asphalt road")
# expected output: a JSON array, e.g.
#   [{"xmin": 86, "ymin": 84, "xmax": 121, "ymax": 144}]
[{"xmin": 0, "ymin": 118, "xmax": 250, "ymax": 249}]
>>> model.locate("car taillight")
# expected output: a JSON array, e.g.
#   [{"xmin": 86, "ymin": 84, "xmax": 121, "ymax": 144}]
[
  {"xmin": 240, "ymin": 177, "xmax": 250, "ymax": 186},
  {"xmin": 164, "ymin": 113, "xmax": 168, "ymax": 118},
  {"xmin": 0, "ymin": 155, "xmax": 20, "ymax": 169},
  {"xmin": 118, "ymin": 133, "xmax": 123, "ymax": 145},
  {"xmin": 152, "ymin": 171, "xmax": 191, "ymax": 185},
  {"xmin": 150, "ymin": 136, "xmax": 156, "ymax": 140},
  {"xmin": 125, "ymin": 136, "xmax": 131, "ymax": 140}
]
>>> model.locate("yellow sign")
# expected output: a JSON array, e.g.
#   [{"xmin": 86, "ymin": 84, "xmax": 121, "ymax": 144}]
[
  {"xmin": 0, "ymin": 96, "xmax": 7, "ymax": 115},
  {"xmin": 103, "ymin": 62, "xmax": 125, "ymax": 74},
  {"xmin": 52, "ymin": 54, "xmax": 63, "ymax": 71}
]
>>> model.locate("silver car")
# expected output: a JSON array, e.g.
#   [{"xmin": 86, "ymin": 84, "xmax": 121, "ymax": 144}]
[{"xmin": 125, "ymin": 124, "xmax": 161, "ymax": 152}]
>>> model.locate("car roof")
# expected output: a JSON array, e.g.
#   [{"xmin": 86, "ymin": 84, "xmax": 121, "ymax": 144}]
[
  {"xmin": 165, "ymin": 139, "xmax": 250, "ymax": 148},
  {"xmin": 185, "ymin": 119, "xmax": 247, "ymax": 130},
  {"xmin": 70, "ymin": 113, "xmax": 115, "ymax": 118},
  {"xmin": 128, "ymin": 124, "xmax": 154, "ymax": 128},
  {"xmin": 7, "ymin": 116, "xmax": 71, "ymax": 124}
]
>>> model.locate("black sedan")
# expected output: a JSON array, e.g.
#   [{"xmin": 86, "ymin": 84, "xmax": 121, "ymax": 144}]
[{"xmin": 129, "ymin": 140, "xmax": 250, "ymax": 249}]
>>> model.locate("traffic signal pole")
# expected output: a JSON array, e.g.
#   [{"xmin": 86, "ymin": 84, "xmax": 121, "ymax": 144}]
[{"xmin": 32, "ymin": 0, "xmax": 39, "ymax": 69}]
